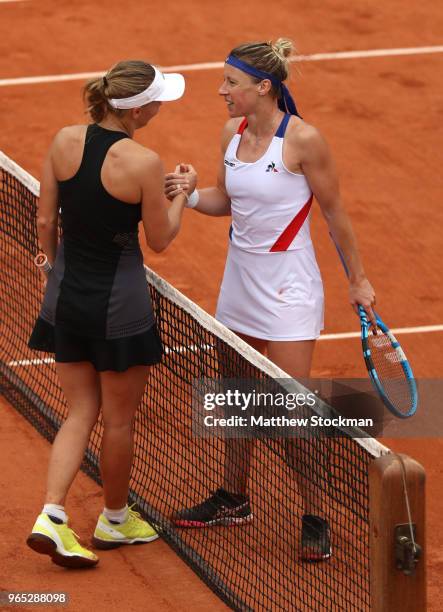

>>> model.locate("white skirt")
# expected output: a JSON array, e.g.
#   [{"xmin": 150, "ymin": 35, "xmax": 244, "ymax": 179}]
[{"xmin": 215, "ymin": 243, "xmax": 324, "ymax": 341}]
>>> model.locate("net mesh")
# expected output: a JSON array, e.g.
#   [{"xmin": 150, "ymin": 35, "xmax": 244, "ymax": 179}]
[{"xmin": 0, "ymin": 151, "xmax": 389, "ymax": 611}]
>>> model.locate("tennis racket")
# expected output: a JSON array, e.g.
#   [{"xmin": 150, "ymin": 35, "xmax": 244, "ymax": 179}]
[{"xmin": 330, "ymin": 235, "xmax": 418, "ymax": 418}]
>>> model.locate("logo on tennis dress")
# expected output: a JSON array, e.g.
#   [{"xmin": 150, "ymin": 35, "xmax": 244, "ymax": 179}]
[
  {"xmin": 266, "ymin": 162, "xmax": 279, "ymax": 173},
  {"xmin": 224, "ymin": 159, "xmax": 236, "ymax": 167}
]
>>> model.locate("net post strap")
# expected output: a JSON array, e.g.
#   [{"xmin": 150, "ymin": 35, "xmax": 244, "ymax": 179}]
[{"xmin": 368, "ymin": 454, "xmax": 426, "ymax": 611}]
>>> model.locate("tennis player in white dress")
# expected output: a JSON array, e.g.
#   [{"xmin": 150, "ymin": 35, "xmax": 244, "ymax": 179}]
[
  {"xmin": 216, "ymin": 111, "xmax": 324, "ymax": 342},
  {"xmin": 165, "ymin": 39, "xmax": 376, "ymax": 561}
]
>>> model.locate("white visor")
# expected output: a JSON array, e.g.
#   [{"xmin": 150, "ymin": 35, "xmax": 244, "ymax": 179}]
[{"xmin": 108, "ymin": 67, "xmax": 185, "ymax": 109}]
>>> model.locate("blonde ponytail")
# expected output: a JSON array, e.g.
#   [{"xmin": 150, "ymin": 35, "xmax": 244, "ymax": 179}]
[
  {"xmin": 270, "ymin": 38, "xmax": 294, "ymax": 62},
  {"xmin": 84, "ymin": 77, "xmax": 109, "ymax": 123}
]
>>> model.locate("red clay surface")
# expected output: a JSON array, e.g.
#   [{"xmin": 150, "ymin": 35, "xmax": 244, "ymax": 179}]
[{"xmin": 1, "ymin": 0, "xmax": 442, "ymax": 610}]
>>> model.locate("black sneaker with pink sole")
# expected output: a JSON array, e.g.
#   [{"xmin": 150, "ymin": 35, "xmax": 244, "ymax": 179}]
[
  {"xmin": 299, "ymin": 514, "xmax": 332, "ymax": 561},
  {"xmin": 173, "ymin": 488, "xmax": 253, "ymax": 528}
]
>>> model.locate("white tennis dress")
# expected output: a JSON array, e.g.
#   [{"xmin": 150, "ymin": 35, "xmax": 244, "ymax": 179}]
[{"xmin": 215, "ymin": 114, "xmax": 324, "ymax": 341}]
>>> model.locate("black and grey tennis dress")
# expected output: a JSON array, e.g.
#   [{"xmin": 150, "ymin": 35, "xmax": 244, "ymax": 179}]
[{"xmin": 28, "ymin": 124, "xmax": 163, "ymax": 372}]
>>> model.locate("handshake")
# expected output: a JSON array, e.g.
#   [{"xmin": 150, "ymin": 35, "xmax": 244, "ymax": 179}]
[{"xmin": 165, "ymin": 163, "xmax": 198, "ymax": 203}]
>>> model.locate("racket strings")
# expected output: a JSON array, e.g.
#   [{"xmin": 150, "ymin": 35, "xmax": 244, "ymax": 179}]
[{"xmin": 368, "ymin": 331, "xmax": 413, "ymax": 414}]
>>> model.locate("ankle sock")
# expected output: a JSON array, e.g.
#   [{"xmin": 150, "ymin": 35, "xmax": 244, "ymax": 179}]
[
  {"xmin": 103, "ymin": 505, "xmax": 129, "ymax": 524},
  {"xmin": 43, "ymin": 503, "xmax": 67, "ymax": 524}
]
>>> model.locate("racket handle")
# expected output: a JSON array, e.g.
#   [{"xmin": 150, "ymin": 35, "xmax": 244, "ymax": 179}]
[{"xmin": 329, "ymin": 232, "xmax": 350, "ymax": 278}]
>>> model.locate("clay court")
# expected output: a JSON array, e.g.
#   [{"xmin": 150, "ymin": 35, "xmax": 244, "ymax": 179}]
[{"xmin": 1, "ymin": 0, "xmax": 442, "ymax": 609}]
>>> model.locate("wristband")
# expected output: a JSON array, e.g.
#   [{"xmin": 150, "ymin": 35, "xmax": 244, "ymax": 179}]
[
  {"xmin": 34, "ymin": 253, "xmax": 52, "ymax": 275},
  {"xmin": 185, "ymin": 189, "xmax": 200, "ymax": 209}
]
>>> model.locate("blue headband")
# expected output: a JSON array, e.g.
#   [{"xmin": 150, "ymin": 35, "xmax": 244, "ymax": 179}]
[{"xmin": 225, "ymin": 54, "xmax": 300, "ymax": 117}]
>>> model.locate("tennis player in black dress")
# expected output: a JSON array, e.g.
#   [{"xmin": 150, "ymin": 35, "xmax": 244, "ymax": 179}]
[{"xmin": 26, "ymin": 60, "xmax": 187, "ymax": 568}]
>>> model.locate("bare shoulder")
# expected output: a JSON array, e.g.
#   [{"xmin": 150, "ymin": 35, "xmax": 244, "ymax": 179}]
[
  {"xmin": 116, "ymin": 140, "xmax": 163, "ymax": 182},
  {"xmin": 221, "ymin": 117, "xmax": 243, "ymax": 150},
  {"xmin": 286, "ymin": 118, "xmax": 328, "ymax": 152},
  {"xmin": 223, "ymin": 117, "xmax": 243, "ymax": 134},
  {"xmin": 286, "ymin": 119, "xmax": 332, "ymax": 167},
  {"xmin": 51, "ymin": 125, "xmax": 86, "ymax": 152},
  {"xmin": 126, "ymin": 140, "xmax": 161, "ymax": 168}
]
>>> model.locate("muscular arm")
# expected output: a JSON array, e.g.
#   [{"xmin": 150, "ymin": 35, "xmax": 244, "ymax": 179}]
[
  {"xmin": 164, "ymin": 119, "xmax": 242, "ymax": 217},
  {"xmin": 293, "ymin": 125, "xmax": 376, "ymax": 319},
  {"xmin": 193, "ymin": 153, "xmax": 231, "ymax": 216},
  {"xmin": 37, "ymin": 140, "xmax": 60, "ymax": 265},
  {"xmin": 140, "ymin": 152, "xmax": 187, "ymax": 252}
]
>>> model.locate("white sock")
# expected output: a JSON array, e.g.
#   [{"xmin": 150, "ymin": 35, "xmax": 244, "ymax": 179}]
[
  {"xmin": 103, "ymin": 505, "xmax": 129, "ymax": 524},
  {"xmin": 43, "ymin": 503, "xmax": 67, "ymax": 523}
]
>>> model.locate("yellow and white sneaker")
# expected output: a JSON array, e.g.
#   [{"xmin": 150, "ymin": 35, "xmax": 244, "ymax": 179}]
[
  {"xmin": 92, "ymin": 507, "xmax": 159, "ymax": 550},
  {"xmin": 26, "ymin": 513, "xmax": 98, "ymax": 568}
]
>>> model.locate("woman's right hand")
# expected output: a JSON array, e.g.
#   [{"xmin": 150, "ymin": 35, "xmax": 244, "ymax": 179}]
[{"xmin": 165, "ymin": 163, "xmax": 198, "ymax": 201}]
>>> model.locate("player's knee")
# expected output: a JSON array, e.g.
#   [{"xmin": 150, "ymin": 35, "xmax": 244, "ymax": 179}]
[
  {"xmin": 67, "ymin": 401, "xmax": 100, "ymax": 427},
  {"xmin": 102, "ymin": 406, "xmax": 136, "ymax": 431}
]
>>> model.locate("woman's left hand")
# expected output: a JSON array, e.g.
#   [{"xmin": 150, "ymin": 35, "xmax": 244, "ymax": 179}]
[{"xmin": 349, "ymin": 278, "xmax": 377, "ymax": 327}]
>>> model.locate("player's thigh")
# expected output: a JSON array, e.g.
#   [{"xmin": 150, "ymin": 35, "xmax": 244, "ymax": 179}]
[
  {"xmin": 99, "ymin": 365, "xmax": 150, "ymax": 427},
  {"xmin": 234, "ymin": 331, "xmax": 267, "ymax": 354},
  {"xmin": 56, "ymin": 361, "xmax": 101, "ymax": 420},
  {"xmin": 215, "ymin": 331, "xmax": 267, "ymax": 378},
  {"xmin": 267, "ymin": 340, "xmax": 316, "ymax": 378}
]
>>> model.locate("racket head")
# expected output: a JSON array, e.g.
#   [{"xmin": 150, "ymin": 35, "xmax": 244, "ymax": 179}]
[{"xmin": 358, "ymin": 306, "xmax": 418, "ymax": 418}]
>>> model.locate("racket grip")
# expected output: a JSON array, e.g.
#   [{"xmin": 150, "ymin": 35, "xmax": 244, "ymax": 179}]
[{"xmin": 34, "ymin": 253, "xmax": 52, "ymax": 275}]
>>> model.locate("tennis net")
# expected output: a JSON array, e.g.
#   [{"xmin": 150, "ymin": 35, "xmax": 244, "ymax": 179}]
[{"xmin": 0, "ymin": 150, "xmax": 390, "ymax": 611}]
